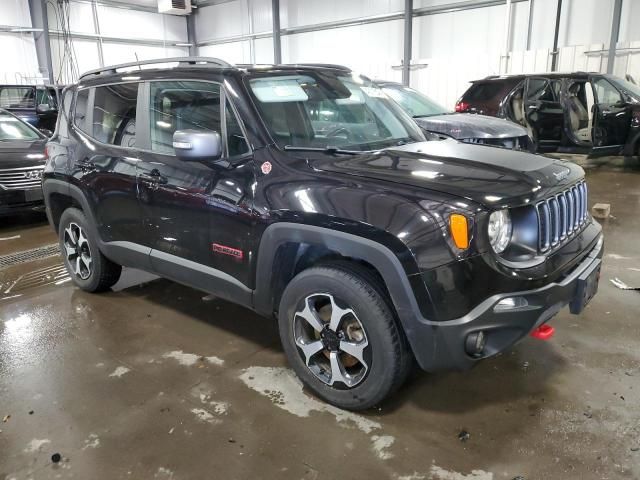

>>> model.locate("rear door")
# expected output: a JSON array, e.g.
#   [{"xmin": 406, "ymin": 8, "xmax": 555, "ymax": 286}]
[
  {"xmin": 70, "ymin": 82, "xmax": 146, "ymax": 252},
  {"xmin": 591, "ymin": 76, "xmax": 631, "ymax": 155},
  {"xmin": 524, "ymin": 77, "xmax": 564, "ymax": 151},
  {"xmin": 135, "ymin": 79, "xmax": 256, "ymax": 293}
]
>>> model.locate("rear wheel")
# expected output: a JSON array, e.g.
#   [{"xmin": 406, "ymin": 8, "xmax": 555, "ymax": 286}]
[
  {"xmin": 59, "ymin": 208, "xmax": 121, "ymax": 292},
  {"xmin": 278, "ymin": 264, "xmax": 412, "ymax": 410}
]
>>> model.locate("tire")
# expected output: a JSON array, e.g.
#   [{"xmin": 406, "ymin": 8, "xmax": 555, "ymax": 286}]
[
  {"xmin": 278, "ymin": 263, "xmax": 413, "ymax": 410},
  {"xmin": 58, "ymin": 207, "xmax": 122, "ymax": 292}
]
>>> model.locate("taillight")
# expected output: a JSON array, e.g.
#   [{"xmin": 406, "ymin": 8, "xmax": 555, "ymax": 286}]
[
  {"xmin": 44, "ymin": 145, "xmax": 49, "ymax": 159},
  {"xmin": 455, "ymin": 101, "xmax": 469, "ymax": 113}
]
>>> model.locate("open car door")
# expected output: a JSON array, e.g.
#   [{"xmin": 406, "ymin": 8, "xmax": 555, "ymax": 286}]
[
  {"xmin": 524, "ymin": 77, "xmax": 564, "ymax": 152},
  {"xmin": 590, "ymin": 76, "xmax": 631, "ymax": 156}
]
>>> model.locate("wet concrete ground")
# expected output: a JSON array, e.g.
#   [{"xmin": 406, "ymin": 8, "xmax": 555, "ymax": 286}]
[{"xmin": 1, "ymin": 157, "xmax": 639, "ymax": 480}]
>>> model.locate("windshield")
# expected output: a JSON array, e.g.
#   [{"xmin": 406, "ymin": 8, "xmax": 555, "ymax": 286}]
[
  {"xmin": 609, "ymin": 76, "xmax": 640, "ymax": 101},
  {"xmin": 381, "ymin": 85, "xmax": 449, "ymax": 117},
  {"xmin": 248, "ymin": 72, "xmax": 425, "ymax": 151},
  {"xmin": 0, "ymin": 87, "xmax": 36, "ymax": 109},
  {"xmin": 0, "ymin": 112, "xmax": 41, "ymax": 141}
]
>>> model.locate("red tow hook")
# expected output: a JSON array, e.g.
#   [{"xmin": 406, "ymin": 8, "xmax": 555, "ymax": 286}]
[{"xmin": 530, "ymin": 324, "xmax": 555, "ymax": 340}]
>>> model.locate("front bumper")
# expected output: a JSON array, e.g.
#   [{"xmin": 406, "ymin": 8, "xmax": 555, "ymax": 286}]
[
  {"xmin": 0, "ymin": 189, "xmax": 45, "ymax": 216},
  {"xmin": 410, "ymin": 232, "xmax": 603, "ymax": 372}
]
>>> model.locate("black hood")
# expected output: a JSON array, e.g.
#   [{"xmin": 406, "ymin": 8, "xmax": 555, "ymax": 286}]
[
  {"xmin": 414, "ymin": 113, "xmax": 528, "ymax": 140},
  {"xmin": 309, "ymin": 139, "xmax": 583, "ymax": 209},
  {"xmin": 0, "ymin": 139, "xmax": 48, "ymax": 169}
]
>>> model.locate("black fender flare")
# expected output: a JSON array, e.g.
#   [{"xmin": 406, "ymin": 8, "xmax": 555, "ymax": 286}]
[{"xmin": 252, "ymin": 222, "xmax": 435, "ymax": 356}]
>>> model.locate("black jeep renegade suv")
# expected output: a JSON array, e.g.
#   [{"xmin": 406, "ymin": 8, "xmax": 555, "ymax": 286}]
[{"xmin": 43, "ymin": 58, "xmax": 603, "ymax": 410}]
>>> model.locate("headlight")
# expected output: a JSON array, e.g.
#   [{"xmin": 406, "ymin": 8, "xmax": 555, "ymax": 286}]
[{"xmin": 488, "ymin": 209, "xmax": 512, "ymax": 253}]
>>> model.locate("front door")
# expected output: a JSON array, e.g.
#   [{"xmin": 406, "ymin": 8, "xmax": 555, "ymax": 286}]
[
  {"xmin": 591, "ymin": 76, "xmax": 631, "ymax": 155},
  {"xmin": 524, "ymin": 77, "xmax": 564, "ymax": 151},
  {"xmin": 135, "ymin": 79, "xmax": 256, "ymax": 293}
]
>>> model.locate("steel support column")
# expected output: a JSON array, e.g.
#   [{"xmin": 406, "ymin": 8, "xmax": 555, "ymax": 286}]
[
  {"xmin": 402, "ymin": 0, "xmax": 413, "ymax": 86},
  {"xmin": 272, "ymin": 0, "xmax": 282, "ymax": 64},
  {"xmin": 606, "ymin": 0, "xmax": 623, "ymax": 74},
  {"xmin": 550, "ymin": 0, "xmax": 562, "ymax": 71},
  {"xmin": 187, "ymin": 11, "xmax": 198, "ymax": 56},
  {"xmin": 526, "ymin": 0, "xmax": 534, "ymax": 50},
  {"xmin": 28, "ymin": 0, "xmax": 54, "ymax": 84}
]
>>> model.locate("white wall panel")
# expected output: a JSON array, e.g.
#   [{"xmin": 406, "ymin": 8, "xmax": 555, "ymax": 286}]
[
  {"xmin": 280, "ymin": 0, "xmax": 403, "ymax": 28},
  {"xmin": 2, "ymin": 0, "xmax": 32, "ymax": 26},
  {"xmin": 47, "ymin": 1, "xmax": 95, "ymax": 35},
  {"xmin": 283, "ymin": 19, "xmax": 404, "ymax": 81},
  {"xmin": 97, "ymin": 5, "xmax": 187, "ymax": 41},
  {"xmin": 199, "ymin": 41, "xmax": 253, "ymax": 64},
  {"xmin": 197, "ymin": 3, "xmax": 249, "ymax": 41},
  {"xmin": 620, "ymin": 0, "xmax": 640, "ymax": 43},
  {"xmin": 51, "ymin": 38, "xmax": 101, "ymax": 84},
  {"xmin": 102, "ymin": 44, "xmax": 188, "ymax": 65},
  {"xmin": 0, "ymin": 0, "xmax": 40, "ymax": 84}
]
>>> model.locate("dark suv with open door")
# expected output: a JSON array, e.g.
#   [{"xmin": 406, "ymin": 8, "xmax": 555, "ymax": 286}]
[
  {"xmin": 43, "ymin": 58, "xmax": 603, "ymax": 410},
  {"xmin": 457, "ymin": 72, "xmax": 640, "ymax": 160}
]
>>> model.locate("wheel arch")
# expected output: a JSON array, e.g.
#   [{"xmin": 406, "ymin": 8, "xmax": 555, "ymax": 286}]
[
  {"xmin": 43, "ymin": 179, "xmax": 97, "ymax": 234},
  {"xmin": 252, "ymin": 223, "xmax": 434, "ymax": 343}
]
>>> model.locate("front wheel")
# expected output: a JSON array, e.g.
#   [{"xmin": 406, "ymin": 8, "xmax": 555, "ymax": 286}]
[
  {"xmin": 59, "ymin": 208, "xmax": 122, "ymax": 292},
  {"xmin": 278, "ymin": 264, "xmax": 412, "ymax": 410}
]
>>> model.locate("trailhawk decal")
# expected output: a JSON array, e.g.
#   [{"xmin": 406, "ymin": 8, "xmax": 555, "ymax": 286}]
[{"xmin": 212, "ymin": 243, "xmax": 244, "ymax": 260}]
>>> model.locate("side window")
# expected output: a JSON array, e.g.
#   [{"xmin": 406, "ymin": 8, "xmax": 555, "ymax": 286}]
[
  {"xmin": 56, "ymin": 88, "xmax": 73, "ymax": 137},
  {"xmin": 526, "ymin": 78, "xmax": 556, "ymax": 103},
  {"xmin": 225, "ymin": 99, "xmax": 250, "ymax": 157},
  {"xmin": 74, "ymin": 89, "xmax": 90, "ymax": 134},
  {"xmin": 149, "ymin": 81, "xmax": 221, "ymax": 155},
  {"xmin": 592, "ymin": 78, "xmax": 623, "ymax": 105},
  {"xmin": 92, "ymin": 83, "xmax": 138, "ymax": 147}
]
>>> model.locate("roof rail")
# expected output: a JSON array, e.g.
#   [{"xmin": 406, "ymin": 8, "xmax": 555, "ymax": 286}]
[
  {"xmin": 79, "ymin": 57, "xmax": 233, "ymax": 80},
  {"xmin": 288, "ymin": 63, "xmax": 351, "ymax": 71}
]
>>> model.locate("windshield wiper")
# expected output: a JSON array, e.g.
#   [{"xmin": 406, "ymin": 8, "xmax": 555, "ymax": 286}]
[{"xmin": 283, "ymin": 145, "xmax": 362, "ymax": 155}]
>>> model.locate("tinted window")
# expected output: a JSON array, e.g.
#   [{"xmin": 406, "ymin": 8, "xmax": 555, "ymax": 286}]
[
  {"xmin": 462, "ymin": 82, "xmax": 505, "ymax": 102},
  {"xmin": 0, "ymin": 87, "xmax": 36, "ymax": 108},
  {"xmin": 74, "ymin": 89, "xmax": 90, "ymax": 134},
  {"xmin": 225, "ymin": 99, "xmax": 249, "ymax": 157},
  {"xmin": 526, "ymin": 78, "xmax": 557, "ymax": 102},
  {"xmin": 592, "ymin": 78, "xmax": 623, "ymax": 105},
  {"xmin": 149, "ymin": 81, "xmax": 221, "ymax": 155},
  {"xmin": 92, "ymin": 83, "xmax": 138, "ymax": 147}
]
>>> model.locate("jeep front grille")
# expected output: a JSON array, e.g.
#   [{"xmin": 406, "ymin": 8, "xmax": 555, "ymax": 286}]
[
  {"xmin": 536, "ymin": 181, "xmax": 588, "ymax": 252},
  {"xmin": 0, "ymin": 166, "xmax": 44, "ymax": 190}
]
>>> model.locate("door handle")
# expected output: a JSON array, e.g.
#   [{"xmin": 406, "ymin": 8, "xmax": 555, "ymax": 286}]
[
  {"xmin": 75, "ymin": 159, "xmax": 95, "ymax": 172},
  {"xmin": 139, "ymin": 169, "xmax": 167, "ymax": 185}
]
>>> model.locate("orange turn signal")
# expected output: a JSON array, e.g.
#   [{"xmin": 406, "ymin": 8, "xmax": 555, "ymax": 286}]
[{"xmin": 449, "ymin": 214, "xmax": 469, "ymax": 249}]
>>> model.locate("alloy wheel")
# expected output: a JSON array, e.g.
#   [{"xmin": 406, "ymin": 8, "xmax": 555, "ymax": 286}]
[
  {"xmin": 293, "ymin": 293, "xmax": 369, "ymax": 388},
  {"xmin": 63, "ymin": 222, "xmax": 92, "ymax": 280}
]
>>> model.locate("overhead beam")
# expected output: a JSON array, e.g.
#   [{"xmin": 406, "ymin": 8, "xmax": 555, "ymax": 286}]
[
  {"xmin": 402, "ymin": 0, "xmax": 413, "ymax": 86},
  {"xmin": 28, "ymin": 0, "xmax": 54, "ymax": 84},
  {"xmin": 48, "ymin": 29, "xmax": 191, "ymax": 48},
  {"xmin": 525, "ymin": 0, "xmax": 534, "ymax": 50},
  {"xmin": 606, "ymin": 0, "xmax": 623, "ymax": 74},
  {"xmin": 272, "ymin": 0, "xmax": 282, "ymax": 64}
]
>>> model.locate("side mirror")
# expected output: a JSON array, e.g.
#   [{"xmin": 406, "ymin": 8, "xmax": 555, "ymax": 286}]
[
  {"xmin": 36, "ymin": 103, "xmax": 55, "ymax": 114},
  {"xmin": 173, "ymin": 129, "xmax": 222, "ymax": 162},
  {"xmin": 613, "ymin": 99, "xmax": 628, "ymax": 108},
  {"xmin": 38, "ymin": 128, "xmax": 53, "ymax": 137}
]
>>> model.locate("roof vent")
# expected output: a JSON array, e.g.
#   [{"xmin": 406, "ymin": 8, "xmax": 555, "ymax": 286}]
[{"xmin": 158, "ymin": 0, "xmax": 191, "ymax": 15}]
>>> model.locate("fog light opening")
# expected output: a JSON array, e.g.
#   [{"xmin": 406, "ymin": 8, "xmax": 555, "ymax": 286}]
[
  {"xmin": 465, "ymin": 331, "xmax": 486, "ymax": 358},
  {"xmin": 494, "ymin": 296, "xmax": 528, "ymax": 312}
]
